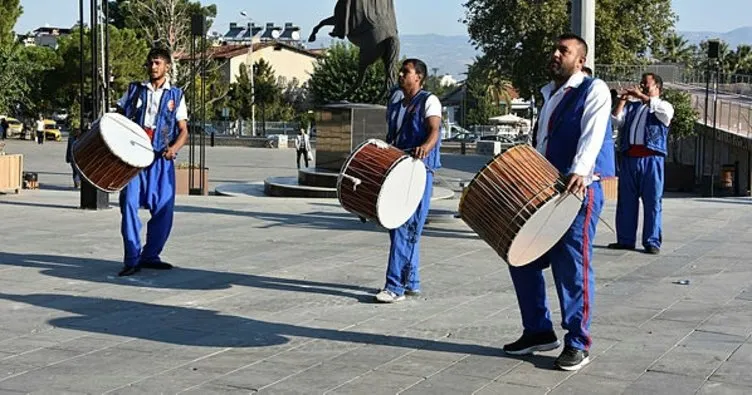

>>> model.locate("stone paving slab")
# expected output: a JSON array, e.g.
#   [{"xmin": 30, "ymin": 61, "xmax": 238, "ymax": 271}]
[{"xmin": 0, "ymin": 139, "xmax": 751, "ymax": 393}]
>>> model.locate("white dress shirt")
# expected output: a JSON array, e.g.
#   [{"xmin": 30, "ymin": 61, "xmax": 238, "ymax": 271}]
[
  {"xmin": 117, "ymin": 81, "xmax": 188, "ymax": 129},
  {"xmin": 536, "ymin": 71, "xmax": 611, "ymax": 185},
  {"xmin": 612, "ymin": 97, "xmax": 674, "ymax": 145}
]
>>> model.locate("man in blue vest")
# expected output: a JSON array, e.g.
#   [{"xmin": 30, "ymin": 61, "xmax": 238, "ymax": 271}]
[
  {"xmin": 608, "ymin": 73, "xmax": 673, "ymax": 255},
  {"xmin": 503, "ymin": 33, "xmax": 615, "ymax": 371},
  {"xmin": 374, "ymin": 58, "xmax": 442, "ymax": 303},
  {"xmin": 115, "ymin": 47, "xmax": 189, "ymax": 276}
]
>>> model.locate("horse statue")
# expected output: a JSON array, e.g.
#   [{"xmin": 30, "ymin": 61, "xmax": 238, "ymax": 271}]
[{"xmin": 309, "ymin": 0, "xmax": 400, "ymax": 97}]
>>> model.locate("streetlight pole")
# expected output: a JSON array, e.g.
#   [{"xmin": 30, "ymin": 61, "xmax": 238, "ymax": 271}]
[
  {"xmin": 240, "ymin": 11, "xmax": 256, "ymax": 137},
  {"xmin": 570, "ymin": 0, "xmax": 596, "ymax": 72}
]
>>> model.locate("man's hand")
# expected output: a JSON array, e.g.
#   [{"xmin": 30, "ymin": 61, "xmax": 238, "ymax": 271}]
[
  {"xmin": 566, "ymin": 173, "xmax": 586, "ymax": 197},
  {"xmin": 163, "ymin": 146, "xmax": 178, "ymax": 160},
  {"xmin": 625, "ymin": 85, "xmax": 649, "ymax": 102},
  {"xmin": 413, "ymin": 144, "xmax": 431, "ymax": 160},
  {"xmin": 370, "ymin": 139, "xmax": 390, "ymax": 149}
]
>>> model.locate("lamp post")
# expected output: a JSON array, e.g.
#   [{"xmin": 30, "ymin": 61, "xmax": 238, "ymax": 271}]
[{"xmin": 240, "ymin": 11, "xmax": 257, "ymax": 137}]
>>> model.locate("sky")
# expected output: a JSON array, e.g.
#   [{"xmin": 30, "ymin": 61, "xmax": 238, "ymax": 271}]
[{"xmin": 13, "ymin": 0, "xmax": 751, "ymax": 36}]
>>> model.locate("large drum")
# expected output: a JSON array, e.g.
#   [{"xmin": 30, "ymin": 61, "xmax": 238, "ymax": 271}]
[
  {"xmin": 338, "ymin": 139, "xmax": 426, "ymax": 229},
  {"xmin": 459, "ymin": 144, "xmax": 581, "ymax": 266},
  {"xmin": 72, "ymin": 113, "xmax": 154, "ymax": 193}
]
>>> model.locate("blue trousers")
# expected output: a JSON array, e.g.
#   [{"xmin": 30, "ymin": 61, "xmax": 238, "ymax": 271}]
[
  {"xmin": 384, "ymin": 171, "xmax": 434, "ymax": 296},
  {"xmin": 615, "ymin": 155, "xmax": 663, "ymax": 249},
  {"xmin": 119, "ymin": 157, "xmax": 175, "ymax": 267},
  {"xmin": 508, "ymin": 182, "xmax": 603, "ymax": 351},
  {"xmin": 70, "ymin": 163, "xmax": 81, "ymax": 185}
]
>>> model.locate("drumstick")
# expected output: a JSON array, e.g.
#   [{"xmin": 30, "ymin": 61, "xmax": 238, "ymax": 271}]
[{"xmin": 564, "ymin": 191, "xmax": 616, "ymax": 234}]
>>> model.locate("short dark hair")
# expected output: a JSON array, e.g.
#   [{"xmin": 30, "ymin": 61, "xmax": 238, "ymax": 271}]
[
  {"xmin": 642, "ymin": 72, "xmax": 663, "ymax": 92},
  {"xmin": 402, "ymin": 58, "xmax": 428, "ymax": 84},
  {"xmin": 147, "ymin": 47, "xmax": 172, "ymax": 64},
  {"xmin": 582, "ymin": 66, "xmax": 592, "ymax": 76},
  {"xmin": 557, "ymin": 33, "xmax": 588, "ymax": 57}
]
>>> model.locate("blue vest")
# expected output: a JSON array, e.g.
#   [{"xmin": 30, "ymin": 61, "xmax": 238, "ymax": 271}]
[
  {"xmin": 618, "ymin": 101, "xmax": 669, "ymax": 156},
  {"xmin": 543, "ymin": 77, "xmax": 616, "ymax": 178},
  {"xmin": 386, "ymin": 89, "xmax": 442, "ymax": 171},
  {"xmin": 122, "ymin": 82, "xmax": 184, "ymax": 153}
]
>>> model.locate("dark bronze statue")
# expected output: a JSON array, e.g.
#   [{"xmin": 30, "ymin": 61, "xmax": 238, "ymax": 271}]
[{"xmin": 309, "ymin": 0, "xmax": 400, "ymax": 96}]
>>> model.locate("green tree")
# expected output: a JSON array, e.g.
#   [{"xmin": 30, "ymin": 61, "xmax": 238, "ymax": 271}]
[
  {"xmin": 253, "ymin": 58, "xmax": 284, "ymax": 133},
  {"xmin": 463, "ymin": 0, "xmax": 676, "ymax": 97},
  {"xmin": 52, "ymin": 26, "xmax": 149, "ymax": 115},
  {"xmin": 423, "ymin": 75, "xmax": 455, "ymax": 98},
  {"xmin": 308, "ymin": 42, "xmax": 387, "ymax": 104},
  {"xmin": 0, "ymin": 0, "xmax": 22, "ymax": 48},
  {"xmin": 458, "ymin": 56, "xmax": 509, "ymax": 127},
  {"xmin": 663, "ymin": 88, "xmax": 699, "ymax": 163},
  {"xmin": 655, "ymin": 32, "xmax": 693, "ymax": 64},
  {"xmin": 16, "ymin": 45, "xmax": 62, "ymax": 115},
  {"xmin": 228, "ymin": 64, "xmax": 254, "ymax": 120},
  {"xmin": 116, "ymin": 0, "xmax": 216, "ymax": 54},
  {"xmin": 0, "ymin": 45, "xmax": 41, "ymax": 116}
]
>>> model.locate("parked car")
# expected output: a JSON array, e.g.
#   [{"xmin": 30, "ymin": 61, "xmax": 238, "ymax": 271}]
[
  {"xmin": 52, "ymin": 109, "xmax": 69, "ymax": 123},
  {"xmin": 43, "ymin": 120, "xmax": 62, "ymax": 141},
  {"xmin": 442, "ymin": 132, "xmax": 479, "ymax": 142},
  {"xmin": 0, "ymin": 116, "xmax": 24, "ymax": 138}
]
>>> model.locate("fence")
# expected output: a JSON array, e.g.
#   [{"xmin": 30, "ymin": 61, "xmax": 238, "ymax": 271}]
[
  {"xmin": 595, "ymin": 64, "xmax": 752, "ymax": 97},
  {"xmin": 199, "ymin": 120, "xmax": 304, "ymax": 137},
  {"xmin": 596, "ymin": 64, "xmax": 752, "ymax": 137},
  {"xmin": 690, "ymin": 95, "xmax": 752, "ymax": 138}
]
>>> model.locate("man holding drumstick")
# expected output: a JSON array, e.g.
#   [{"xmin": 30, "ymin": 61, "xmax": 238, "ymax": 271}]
[
  {"xmin": 115, "ymin": 47, "xmax": 189, "ymax": 277},
  {"xmin": 373, "ymin": 58, "xmax": 442, "ymax": 303},
  {"xmin": 504, "ymin": 33, "xmax": 615, "ymax": 371}
]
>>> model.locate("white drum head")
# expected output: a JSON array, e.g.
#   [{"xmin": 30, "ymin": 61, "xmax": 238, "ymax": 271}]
[
  {"xmin": 506, "ymin": 193, "xmax": 582, "ymax": 267},
  {"xmin": 376, "ymin": 157, "xmax": 427, "ymax": 229},
  {"xmin": 98, "ymin": 113, "xmax": 154, "ymax": 168}
]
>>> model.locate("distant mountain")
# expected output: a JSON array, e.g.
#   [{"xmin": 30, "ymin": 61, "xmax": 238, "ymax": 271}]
[
  {"xmin": 306, "ymin": 33, "xmax": 480, "ymax": 81},
  {"xmin": 398, "ymin": 34, "xmax": 480, "ymax": 80},
  {"xmin": 679, "ymin": 26, "xmax": 752, "ymax": 48}
]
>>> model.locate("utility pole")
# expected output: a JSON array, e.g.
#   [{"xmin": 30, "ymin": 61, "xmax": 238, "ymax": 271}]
[
  {"xmin": 570, "ymin": 0, "xmax": 596, "ymax": 72},
  {"xmin": 79, "ymin": 0, "xmax": 110, "ymax": 210}
]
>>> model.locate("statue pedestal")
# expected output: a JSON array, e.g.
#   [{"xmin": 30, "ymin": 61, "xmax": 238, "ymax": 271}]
[{"xmin": 314, "ymin": 103, "xmax": 388, "ymax": 172}]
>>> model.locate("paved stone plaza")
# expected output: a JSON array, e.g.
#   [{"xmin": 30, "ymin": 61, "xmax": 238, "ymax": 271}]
[{"xmin": 0, "ymin": 138, "xmax": 751, "ymax": 394}]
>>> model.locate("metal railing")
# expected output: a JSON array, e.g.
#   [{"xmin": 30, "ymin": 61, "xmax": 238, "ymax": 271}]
[
  {"xmin": 198, "ymin": 120, "xmax": 304, "ymax": 137},
  {"xmin": 691, "ymin": 95, "xmax": 752, "ymax": 137},
  {"xmin": 595, "ymin": 64, "xmax": 752, "ymax": 97},
  {"xmin": 596, "ymin": 64, "xmax": 752, "ymax": 137}
]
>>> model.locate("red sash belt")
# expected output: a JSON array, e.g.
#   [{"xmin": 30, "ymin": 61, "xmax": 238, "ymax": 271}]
[
  {"xmin": 627, "ymin": 145, "xmax": 657, "ymax": 157},
  {"xmin": 143, "ymin": 127, "xmax": 154, "ymax": 141}
]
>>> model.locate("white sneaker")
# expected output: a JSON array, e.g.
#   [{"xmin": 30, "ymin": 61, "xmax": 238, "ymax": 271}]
[{"xmin": 375, "ymin": 289, "xmax": 405, "ymax": 303}]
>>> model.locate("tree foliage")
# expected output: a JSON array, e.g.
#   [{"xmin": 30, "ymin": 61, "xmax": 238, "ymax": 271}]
[
  {"xmin": 0, "ymin": 0, "xmax": 22, "ymax": 48},
  {"xmin": 110, "ymin": 0, "xmax": 217, "ymax": 54},
  {"xmin": 52, "ymin": 26, "xmax": 149, "ymax": 114},
  {"xmin": 654, "ymin": 32, "xmax": 693, "ymax": 64},
  {"xmin": 308, "ymin": 42, "xmax": 387, "ymax": 105},
  {"xmin": 463, "ymin": 0, "xmax": 676, "ymax": 97},
  {"xmin": 663, "ymin": 88, "xmax": 699, "ymax": 162},
  {"xmin": 663, "ymin": 88, "xmax": 698, "ymax": 139}
]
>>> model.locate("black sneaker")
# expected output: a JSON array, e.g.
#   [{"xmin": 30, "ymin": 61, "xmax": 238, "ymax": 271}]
[
  {"xmin": 503, "ymin": 331, "xmax": 561, "ymax": 355},
  {"xmin": 645, "ymin": 246, "xmax": 660, "ymax": 255},
  {"xmin": 607, "ymin": 243, "xmax": 635, "ymax": 250},
  {"xmin": 555, "ymin": 346, "xmax": 590, "ymax": 371}
]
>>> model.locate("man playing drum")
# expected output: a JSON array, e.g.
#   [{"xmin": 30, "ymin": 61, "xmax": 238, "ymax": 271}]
[
  {"xmin": 374, "ymin": 58, "xmax": 442, "ymax": 303},
  {"xmin": 503, "ymin": 33, "xmax": 615, "ymax": 371},
  {"xmin": 115, "ymin": 47, "xmax": 189, "ymax": 276}
]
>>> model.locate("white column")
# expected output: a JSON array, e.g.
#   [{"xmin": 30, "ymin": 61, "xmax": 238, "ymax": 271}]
[{"xmin": 570, "ymin": 0, "xmax": 596, "ymax": 72}]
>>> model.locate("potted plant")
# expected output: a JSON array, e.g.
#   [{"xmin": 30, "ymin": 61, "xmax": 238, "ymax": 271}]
[{"xmin": 174, "ymin": 161, "xmax": 209, "ymax": 195}]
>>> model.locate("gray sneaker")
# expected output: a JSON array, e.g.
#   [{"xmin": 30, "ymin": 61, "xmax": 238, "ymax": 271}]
[{"xmin": 375, "ymin": 290, "xmax": 405, "ymax": 303}]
